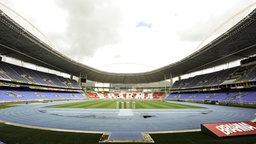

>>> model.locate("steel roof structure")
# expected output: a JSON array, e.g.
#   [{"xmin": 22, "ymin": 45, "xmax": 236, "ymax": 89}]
[{"xmin": 0, "ymin": 8, "xmax": 256, "ymax": 84}]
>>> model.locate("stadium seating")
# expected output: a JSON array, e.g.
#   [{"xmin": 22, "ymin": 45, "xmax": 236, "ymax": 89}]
[
  {"xmin": 0, "ymin": 61, "xmax": 80, "ymax": 89},
  {"xmin": 166, "ymin": 91, "xmax": 256, "ymax": 104},
  {"xmin": 172, "ymin": 64, "xmax": 256, "ymax": 89},
  {"xmin": 0, "ymin": 61, "xmax": 85, "ymax": 103},
  {"xmin": 86, "ymin": 92, "xmax": 164, "ymax": 100},
  {"xmin": 170, "ymin": 64, "xmax": 256, "ymax": 105},
  {"xmin": 0, "ymin": 89, "xmax": 85, "ymax": 102}
]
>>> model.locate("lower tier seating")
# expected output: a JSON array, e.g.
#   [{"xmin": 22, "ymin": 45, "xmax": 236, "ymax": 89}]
[
  {"xmin": 167, "ymin": 91, "xmax": 256, "ymax": 104},
  {"xmin": 0, "ymin": 89, "xmax": 86, "ymax": 102}
]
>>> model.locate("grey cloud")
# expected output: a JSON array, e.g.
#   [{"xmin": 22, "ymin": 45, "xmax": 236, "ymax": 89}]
[
  {"xmin": 176, "ymin": 1, "xmax": 254, "ymax": 42},
  {"xmin": 55, "ymin": 0, "xmax": 122, "ymax": 58},
  {"xmin": 176, "ymin": 17, "xmax": 218, "ymax": 42}
]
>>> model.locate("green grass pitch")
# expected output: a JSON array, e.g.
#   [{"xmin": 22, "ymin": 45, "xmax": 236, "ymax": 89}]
[{"xmin": 47, "ymin": 100, "xmax": 203, "ymax": 109}]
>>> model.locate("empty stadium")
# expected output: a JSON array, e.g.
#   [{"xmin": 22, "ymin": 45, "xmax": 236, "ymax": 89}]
[{"xmin": 0, "ymin": 1, "xmax": 256, "ymax": 144}]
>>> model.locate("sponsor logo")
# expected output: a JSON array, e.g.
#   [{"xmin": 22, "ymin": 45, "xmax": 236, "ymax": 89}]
[
  {"xmin": 216, "ymin": 122, "xmax": 256, "ymax": 135},
  {"xmin": 202, "ymin": 121, "xmax": 256, "ymax": 137}
]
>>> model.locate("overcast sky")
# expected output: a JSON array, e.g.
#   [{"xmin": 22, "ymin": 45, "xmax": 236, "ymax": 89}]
[{"xmin": 1, "ymin": 0, "xmax": 255, "ymax": 73}]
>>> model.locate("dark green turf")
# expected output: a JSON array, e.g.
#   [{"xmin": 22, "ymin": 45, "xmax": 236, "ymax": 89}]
[
  {"xmin": 0, "ymin": 123, "xmax": 255, "ymax": 144},
  {"xmin": 0, "ymin": 123, "xmax": 101, "ymax": 144},
  {"xmin": 47, "ymin": 100, "xmax": 203, "ymax": 109},
  {"xmin": 151, "ymin": 131, "xmax": 256, "ymax": 144}
]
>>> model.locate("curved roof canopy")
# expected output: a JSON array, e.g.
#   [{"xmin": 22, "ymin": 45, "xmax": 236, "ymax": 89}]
[{"xmin": 0, "ymin": 8, "xmax": 256, "ymax": 83}]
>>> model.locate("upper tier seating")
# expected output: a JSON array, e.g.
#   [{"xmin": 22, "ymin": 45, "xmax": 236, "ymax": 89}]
[
  {"xmin": 172, "ymin": 64, "xmax": 256, "ymax": 89},
  {"xmin": 0, "ymin": 61, "xmax": 80, "ymax": 89}
]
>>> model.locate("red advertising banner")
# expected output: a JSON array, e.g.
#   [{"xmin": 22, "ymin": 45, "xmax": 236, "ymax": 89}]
[{"xmin": 201, "ymin": 121, "xmax": 256, "ymax": 137}]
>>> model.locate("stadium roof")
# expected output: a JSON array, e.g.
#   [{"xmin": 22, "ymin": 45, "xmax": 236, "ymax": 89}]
[{"xmin": 0, "ymin": 8, "xmax": 256, "ymax": 83}]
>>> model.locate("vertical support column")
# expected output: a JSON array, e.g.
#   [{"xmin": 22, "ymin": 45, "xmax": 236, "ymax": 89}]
[
  {"xmin": 164, "ymin": 73, "xmax": 173, "ymax": 97},
  {"xmin": 79, "ymin": 72, "xmax": 87, "ymax": 89},
  {"xmin": 169, "ymin": 73, "xmax": 173, "ymax": 88},
  {"xmin": 164, "ymin": 74, "xmax": 170, "ymax": 93},
  {"xmin": 164, "ymin": 74, "xmax": 168, "ymax": 94}
]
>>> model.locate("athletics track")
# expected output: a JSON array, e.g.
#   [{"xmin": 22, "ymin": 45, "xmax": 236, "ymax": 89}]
[{"xmin": 0, "ymin": 100, "xmax": 255, "ymax": 142}]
